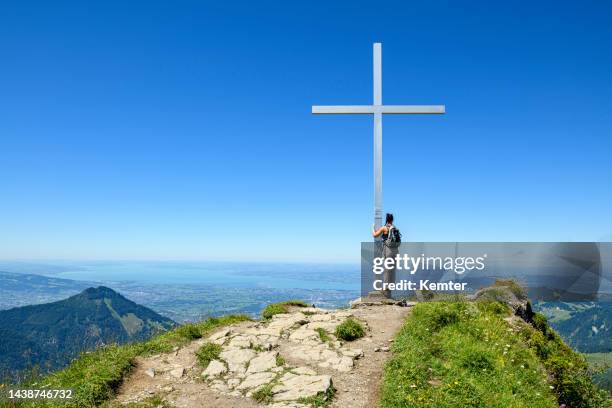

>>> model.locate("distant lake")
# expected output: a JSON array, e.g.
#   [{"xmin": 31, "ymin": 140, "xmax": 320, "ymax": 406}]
[{"xmin": 0, "ymin": 260, "xmax": 360, "ymax": 291}]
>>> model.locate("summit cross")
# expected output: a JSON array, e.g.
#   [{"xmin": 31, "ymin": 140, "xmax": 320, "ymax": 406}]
[{"xmin": 312, "ymin": 43, "xmax": 445, "ymax": 230}]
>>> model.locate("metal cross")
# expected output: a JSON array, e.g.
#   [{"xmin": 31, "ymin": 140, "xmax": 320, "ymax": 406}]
[{"xmin": 312, "ymin": 43, "xmax": 445, "ymax": 230}]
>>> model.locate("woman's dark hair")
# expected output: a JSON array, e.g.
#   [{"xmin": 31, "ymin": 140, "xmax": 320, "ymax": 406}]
[{"xmin": 385, "ymin": 213, "xmax": 394, "ymax": 224}]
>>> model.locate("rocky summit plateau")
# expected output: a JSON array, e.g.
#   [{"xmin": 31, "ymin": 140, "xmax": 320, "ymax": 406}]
[{"xmin": 114, "ymin": 301, "xmax": 410, "ymax": 408}]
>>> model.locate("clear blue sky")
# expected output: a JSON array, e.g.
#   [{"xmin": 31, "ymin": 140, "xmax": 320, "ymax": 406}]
[{"xmin": 1, "ymin": 1, "xmax": 611, "ymax": 262}]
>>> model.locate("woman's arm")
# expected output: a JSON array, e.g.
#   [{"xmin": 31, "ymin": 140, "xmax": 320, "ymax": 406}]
[{"xmin": 372, "ymin": 225, "xmax": 388, "ymax": 238}]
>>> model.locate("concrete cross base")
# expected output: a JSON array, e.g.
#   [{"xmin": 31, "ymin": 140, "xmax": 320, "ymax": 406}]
[{"xmin": 350, "ymin": 293, "xmax": 415, "ymax": 309}]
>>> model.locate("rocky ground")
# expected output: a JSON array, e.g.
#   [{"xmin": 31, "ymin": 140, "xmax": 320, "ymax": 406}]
[{"xmin": 113, "ymin": 300, "xmax": 411, "ymax": 408}]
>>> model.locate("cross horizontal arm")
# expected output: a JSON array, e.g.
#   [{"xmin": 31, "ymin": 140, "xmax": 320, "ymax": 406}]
[{"xmin": 312, "ymin": 105, "xmax": 445, "ymax": 114}]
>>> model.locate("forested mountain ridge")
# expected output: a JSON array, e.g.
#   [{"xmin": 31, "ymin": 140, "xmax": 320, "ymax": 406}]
[{"xmin": 0, "ymin": 286, "xmax": 175, "ymax": 381}]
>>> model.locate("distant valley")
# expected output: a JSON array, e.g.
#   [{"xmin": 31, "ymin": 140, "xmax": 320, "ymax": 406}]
[
  {"xmin": 0, "ymin": 269, "xmax": 358, "ymax": 322},
  {"xmin": 0, "ymin": 271, "xmax": 92, "ymax": 309}
]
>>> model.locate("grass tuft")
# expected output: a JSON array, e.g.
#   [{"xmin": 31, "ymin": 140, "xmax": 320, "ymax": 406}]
[
  {"xmin": 195, "ymin": 343, "xmax": 222, "ymax": 369},
  {"xmin": 334, "ymin": 318, "xmax": 365, "ymax": 342},
  {"xmin": 251, "ymin": 383, "xmax": 274, "ymax": 403},
  {"xmin": 297, "ymin": 386, "xmax": 335, "ymax": 408},
  {"xmin": 316, "ymin": 327, "xmax": 332, "ymax": 344},
  {"xmin": 172, "ymin": 323, "xmax": 202, "ymax": 340}
]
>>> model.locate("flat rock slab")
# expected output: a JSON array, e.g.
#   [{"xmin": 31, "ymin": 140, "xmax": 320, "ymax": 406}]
[
  {"xmin": 169, "ymin": 367, "xmax": 185, "ymax": 379},
  {"xmin": 246, "ymin": 351, "xmax": 277, "ymax": 374},
  {"xmin": 269, "ymin": 403, "xmax": 309, "ymax": 408},
  {"xmin": 219, "ymin": 348, "xmax": 256, "ymax": 376},
  {"xmin": 237, "ymin": 371, "xmax": 276, "ymax": 391},
  {"xmin": 202, "ymin": 359, "xmax": 226, "ymax": 378},
  {"xmin": 272, "ymin": 373, "xmax": 332, "ymax": 401}
]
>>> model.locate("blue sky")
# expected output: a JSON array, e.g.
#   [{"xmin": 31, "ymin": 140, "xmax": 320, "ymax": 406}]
[{"xmin": 1, "ymin": 1, "xmax": 611, "ymax": 262}]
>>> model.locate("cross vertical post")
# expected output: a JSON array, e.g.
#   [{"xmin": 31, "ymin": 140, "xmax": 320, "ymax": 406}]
[{"xmin": 373, "ymin": 43, "xmax": 383, "ymax": 230}]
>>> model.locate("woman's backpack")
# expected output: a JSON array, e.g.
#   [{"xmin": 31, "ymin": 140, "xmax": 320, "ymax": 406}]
[{"xmin": 384, "ymin": 225, "xmax": 402, "ymax": 248}]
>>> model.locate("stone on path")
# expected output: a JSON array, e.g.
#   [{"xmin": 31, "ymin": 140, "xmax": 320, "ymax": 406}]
[
  {"xmin": 210, "ymin": 380, "xmax": 229, "ymax": 393},
  {"xmin": 209, "ymin": 328, "xmax": 231, "ymax": 343},
  {"xmin": 227, "ymin": 334, "xmax": 254, "ymax": 349},
  {"xmin": 227, "ymin": 378, "xmax": 241, "ymax": 389},
  {"xmin": 169, "ymin": 366, "xmax": 185, "ymax": 379},
  {"xmin": 341, "ymin": 348, "xmax": 364, "ymax": 359},
  {"xmin": 246, "ymin": 351, "xmax": 278, "ymax": 374},
  {"xmin": 236, "ymin": 371, "xmax": 276, "ymax": 391},
  {"xmin": 202, "ymin": 359, "xmax": 226, "ymax": 378},
  {"xmin": 292, "ymin": 366, "xmax": 317, "ymax": 375},
  {"xmin": 269, "ymin": 403, "xmax": 309, "ymax": 408},
  {"xmin": 266, "ymin": 313, "xmax": 309, "ymax": 335}
]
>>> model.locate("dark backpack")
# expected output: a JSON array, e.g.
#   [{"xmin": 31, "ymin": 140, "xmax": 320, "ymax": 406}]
[{"xmin": 384, "ymin": 225, "xmax": 402, "ymax": 248}]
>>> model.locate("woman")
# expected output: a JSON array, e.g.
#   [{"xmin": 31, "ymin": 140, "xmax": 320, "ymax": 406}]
[
  {"xmin": 371, "ymin": 213, "xmax": 398, "ymax": 298},
  {"xmin": 371, "ymin": 213, "xmax": 396, "ymax": 241}
]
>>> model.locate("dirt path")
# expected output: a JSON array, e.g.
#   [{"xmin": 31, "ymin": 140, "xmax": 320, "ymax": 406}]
[
  {"xmin": 112, "ymin": 302, "xmax": 411, "ymax": 408},
  {"xmin": 328, "ymin": 304, "xmax": 409, "ymax": 408}
]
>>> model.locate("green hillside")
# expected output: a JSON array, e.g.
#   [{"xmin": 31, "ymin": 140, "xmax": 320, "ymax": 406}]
[
  {"xmin": 381, "ymin": 298, "xmax": 611, "ymax": 408},
  {"xmin": 0, "ymin": 287, "xmax": 176, "ymax": 382}
]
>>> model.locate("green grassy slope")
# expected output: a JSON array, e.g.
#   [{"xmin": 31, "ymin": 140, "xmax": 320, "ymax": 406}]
[{"xmin": 380, "ymin": 300, "xmax": 611, "ymax": 408}]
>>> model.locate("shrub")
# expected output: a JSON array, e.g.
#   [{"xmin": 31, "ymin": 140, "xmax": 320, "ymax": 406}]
[
  {"xmin": 335, "ymin": 318, "xmax": 365, "ymax": 341},
  {"xmin": 195, "ymin": 342, "xmax": 222, "ymax": 368}
]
